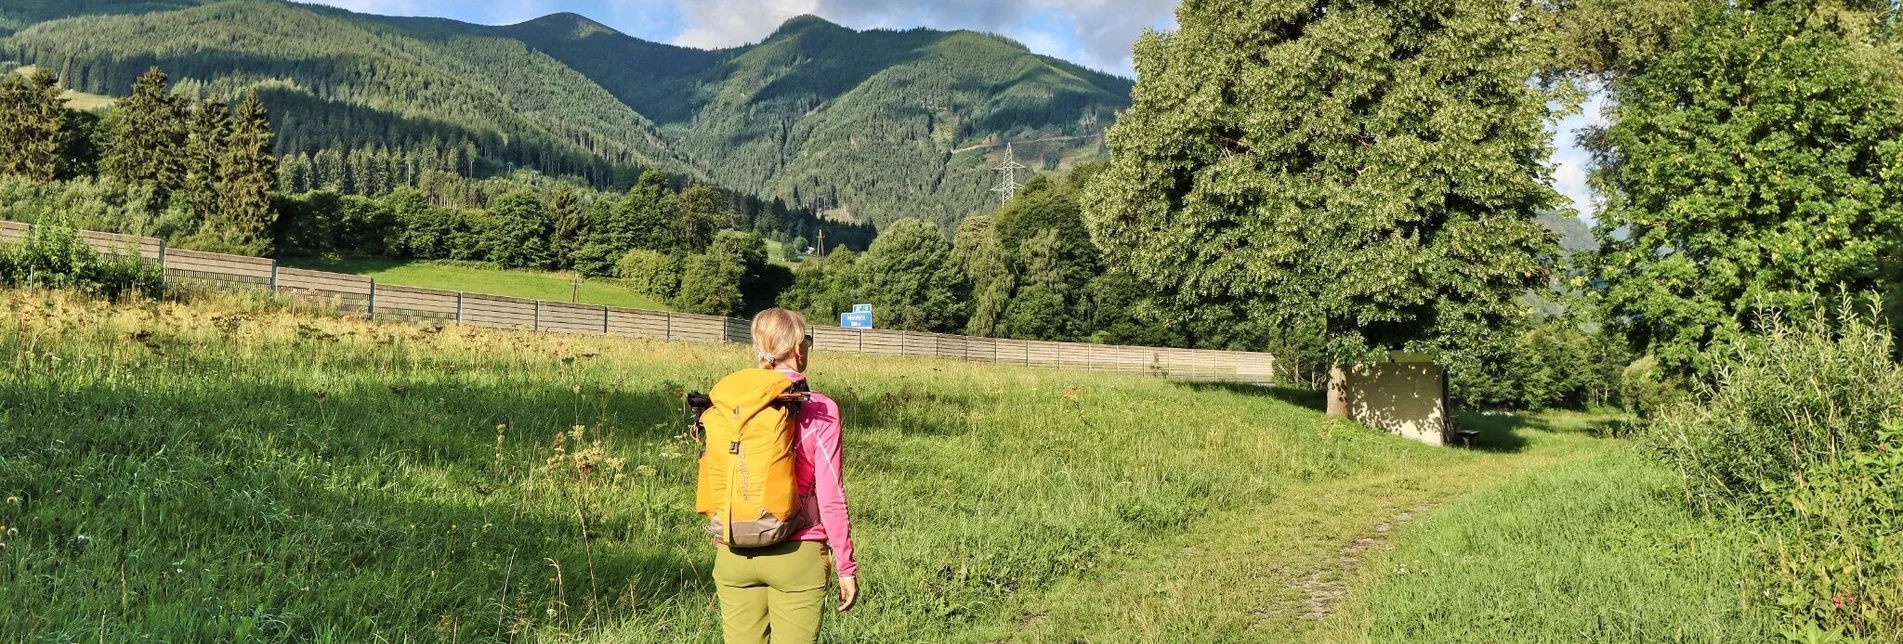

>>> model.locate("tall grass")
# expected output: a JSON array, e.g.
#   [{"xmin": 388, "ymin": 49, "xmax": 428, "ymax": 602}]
[
  {"xmin": 1328, "ymin": 447, "xmax": 1779, "ymax": 643},
  {"xmin": 1647, "ymin": 303, "xmax": 1903, "ymax": 639},
  {"xmin": 0, "ymin": 289, "xmax": 1467, "ymax": 641}
]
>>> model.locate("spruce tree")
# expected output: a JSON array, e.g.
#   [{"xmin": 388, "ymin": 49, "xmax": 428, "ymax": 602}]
[
  {"xmin": 179, "ymin": 97, "xmax": 230, "ymax": 230},
  {"xmin": 101, "ymin": 67, "xmax": 186, "ymax": 198},
  {"xmin": 216, "ymin": 92, "xmax": 278, "ymax": 251},
  {"xmin": 1086, "ymin": 0, "xmax": 1559, "ymax": 415},
  {"xmin": 0, "ymin": 68, "xmax": 70, "ymax": 181}
]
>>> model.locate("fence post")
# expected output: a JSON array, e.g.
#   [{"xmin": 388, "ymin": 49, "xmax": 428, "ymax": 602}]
[
  {"xmin": 665, "ymin": 312, "xmax": 673, "ymax": 341},
  {"xmin": 156, "ymin": 238, "xmax": 168, "ymax": 271},
  {"xmin": 601, "ymin": 305, "xmax": 609, "ymax": 334},
  {"xmin": 455, "ymin": 292, "xmax": 464, "ymax": 324},
  {"xmin": 534, "ymin": 301, "xmax": 542, "ymax": 332},
  {"xmin": 268, "ymin": 259, "xmax": 279, "ymax": 293},
  {"xmin": 367, "ymin": 279, "xmax": 377, "ymax": 318}
]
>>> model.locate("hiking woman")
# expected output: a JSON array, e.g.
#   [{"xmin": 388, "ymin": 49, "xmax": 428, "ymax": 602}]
[{"xmin": 711, "ymin": 308, "xmax": 859, "ymax": 643}]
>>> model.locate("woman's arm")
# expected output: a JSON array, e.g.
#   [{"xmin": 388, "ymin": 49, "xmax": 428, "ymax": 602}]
[{"xmin": 806, "ymin": 395, "xmax": 857, "ymax": 579}]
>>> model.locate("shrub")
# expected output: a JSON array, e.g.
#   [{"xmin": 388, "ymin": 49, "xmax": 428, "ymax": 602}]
[
  {"xmin": 1649, "ymin": 303, "xmax": 1902, "ymax": 507},
  {"xmin": 1619, "ymin": 355, "xmax": 1687, "ymax": 419},
  {"xmin": 0, "ymin": 175, "xmax": 161, "ymax": 236},
  {"xmin": 674, "ymin": 252, "xmax": 743, "ymax": 316},
  {"xmin": 1650, "ymin": 300, "xmax": 1903, "ymax": 639},
  {"xmin": 3, "ymin": 219, "xmax": 163, "ymax": 300},
  {"xmin": 615, "ymin": 249, "xmax": 680, "ymax": 299},
  {"xmin": 1758, "ymin": 425, "xmax": 1903, "ymax": 638}
]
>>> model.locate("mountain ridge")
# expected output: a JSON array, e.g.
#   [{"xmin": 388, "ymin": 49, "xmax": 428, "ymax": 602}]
[{"xmin": 0, "ymin": 0, "xmax": 1130, "ymax": 227}]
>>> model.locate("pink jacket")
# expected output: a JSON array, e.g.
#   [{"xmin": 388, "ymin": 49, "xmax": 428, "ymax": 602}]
[{"xmin": 780, "ymin": 370, "xmax": 858, "ymax": 578}]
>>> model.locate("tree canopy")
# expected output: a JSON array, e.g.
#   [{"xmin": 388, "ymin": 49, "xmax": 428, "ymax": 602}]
[
  {"xmin": 1589, "ymin": 0, "xmax": 1903, "ymax": 374},
  {"xmin": 1085, "ymin": 0, "xmax": 1561, "ymax": 374}
]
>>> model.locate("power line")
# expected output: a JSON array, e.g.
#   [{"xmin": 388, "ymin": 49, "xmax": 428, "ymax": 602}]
[{"xmin": 990, "ymin": 142, "xmax": 1027, "ymax": 205}]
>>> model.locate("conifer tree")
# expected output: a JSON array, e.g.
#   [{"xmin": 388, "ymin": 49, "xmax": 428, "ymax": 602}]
[
  {"xmin": 0, "ymin": 68, "xmax": 70, "ymax": 181},
  {"xmin": 1086, "ymin": 0, "xmax": 1559, "ymax": 415},
  {"xmin": 178, "ymin": 97, "xmax": 230, "ymax": 228},
  {"xmin": 216, "ymin": 91, "xmax": 278, "ymax": 251},
  {"xmin": 101, "ymin": 67, "xmax": 186, "ymax": 198}
]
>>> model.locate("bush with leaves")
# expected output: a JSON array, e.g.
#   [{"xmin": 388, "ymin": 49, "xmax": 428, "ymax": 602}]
[
  {"xmin": 1, "ymin": 219, "xmax": 163, "ymax": 300},
  {"xmin": 0, "ymin": 175, "xmax": 160, "ymax": 236},
  {"xmin": 673, "ymin": 252, "xmax": 745, "ymax": 316},
  {"xmin": 1647, "ymin": 300, "xmax": 1903, "ymax": 638},
  {"xmin": 1650, "ymin": 301, "xmax": 1903, "ymax": 507},
  {"xmin": 1758, "ymin": 424, "xmax": 1903, "ymax": 638},
  {"xmin": 615, "ymin": 249, "xmax": 681, "ymax": 300}
]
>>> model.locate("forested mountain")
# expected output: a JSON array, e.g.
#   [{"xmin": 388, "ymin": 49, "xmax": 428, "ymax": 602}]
[
  {"xmin": 2, "ymin": 1, "xmax": 692, "ymax": 187},
  {"xmin": 496, "ymin": 13, "xmax": 1131, "ymax": 227},
  {"xmin": 0, "ymin": 0, "xmax": 1131, "ymax": 228}
]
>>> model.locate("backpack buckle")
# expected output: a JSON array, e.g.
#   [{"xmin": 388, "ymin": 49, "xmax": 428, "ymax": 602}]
[{"xmin": 729, "ymin": 441, "xmax": 741, "ymax": 455}]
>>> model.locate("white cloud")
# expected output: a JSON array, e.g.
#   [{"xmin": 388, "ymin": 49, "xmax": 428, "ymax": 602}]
[
  {"xmin": 671, "ymin": 0, "xmax": 822, "ymax": 49},
  {"xmin": 667, "ymin": 0, "xmax": 1177, "ymax": 75},
  {"xmin": 1549, "ymin": 89, "xmax": 1608, "ymax": 222}
]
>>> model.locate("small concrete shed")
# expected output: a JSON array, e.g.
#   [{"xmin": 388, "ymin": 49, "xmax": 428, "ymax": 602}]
[{"xmin": 1347, "ymin": 352, "xmax": 1449, "ymax": 446}]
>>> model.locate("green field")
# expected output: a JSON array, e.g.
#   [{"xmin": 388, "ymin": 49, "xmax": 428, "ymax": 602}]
[
  {"xmin": 280, "ymin": 258, "xmax": 673, "ymax": 311},
  {"xmin": 0, "ymin": 290, "xmax": 1783, "ymax": 641},
  {"xmin": 12, "ymin": 65, "xmax": 118, "ymax": 111}
]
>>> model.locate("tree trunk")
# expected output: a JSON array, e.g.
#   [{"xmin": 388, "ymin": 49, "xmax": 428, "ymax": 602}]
[{"xmin": 1326, "ymin": 364, "xmax": 1351, "ymax": 418}]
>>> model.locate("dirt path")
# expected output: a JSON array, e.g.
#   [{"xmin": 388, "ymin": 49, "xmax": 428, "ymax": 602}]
[{"xmin": 1284, "ymin": 503, "xmax": 1435, "ymax": 622}]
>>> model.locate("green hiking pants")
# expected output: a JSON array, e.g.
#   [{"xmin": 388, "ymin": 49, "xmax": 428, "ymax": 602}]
[{"xmin": 714, "ymin": 540, "xmax": 828, "ymax": 644}]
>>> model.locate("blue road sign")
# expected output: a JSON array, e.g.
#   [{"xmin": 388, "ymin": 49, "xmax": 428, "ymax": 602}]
[
  {"xmin": 851, "ymin": 303, "xmax": 873, "ymax": 314},
  {"xmin": 840, "ymin": 312, "xmax": 873, "ymax": 329}
]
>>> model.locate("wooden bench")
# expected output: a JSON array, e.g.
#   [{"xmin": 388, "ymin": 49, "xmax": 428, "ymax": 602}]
[{"xmin": 1453, "ymin": 428, "xmax": 1481, "ymax": 448}]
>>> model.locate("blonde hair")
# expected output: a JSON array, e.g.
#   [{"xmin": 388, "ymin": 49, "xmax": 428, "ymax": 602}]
[{"xmin": 752, "ymin": 308, "xmax": 811, "ymax": 368}]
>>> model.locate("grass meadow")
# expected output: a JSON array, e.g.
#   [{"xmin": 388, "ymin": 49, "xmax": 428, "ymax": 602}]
[
  {"xmin": 1316, "ymin": 411, "xmax": 1780, "ymax": 642},
  {"xmin": 280, "ymin": 258, "xmax": 672, "ymax": 311},
  {"xmin": 0, "ymin": 289, "xmax": 1788, "ymax": 642}
]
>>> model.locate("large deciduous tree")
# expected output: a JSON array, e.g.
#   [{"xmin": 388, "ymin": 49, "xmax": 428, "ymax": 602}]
[
  {"xmin": 0, "ymin": 68, "xmax": 70, "ymax": 181},
  {"xmin": 1590, "ymin": 1, "xmax": 1903, "ymax": 375},
  {"xmin": 484, "ymin": 190, "xmax": 552, "ymax": 269},
  {"xmin": 857, "ymin": 218, "xmax": 967, "ymax": 333},
  {"xmin": 1086, "ymin": 0, "xmax": 1560, "ymax": 415}
]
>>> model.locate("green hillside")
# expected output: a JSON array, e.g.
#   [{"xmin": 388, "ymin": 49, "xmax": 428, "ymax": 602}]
[
  {"xmin": 0, "ymin": 1, "xmax": 1132, "ymax": 228},
  {"xmin": 498, "ymin": 13, "xmax": 1131, "ymax": 227},
  {"xmin": 1, "ymin": 1, "xmax": 693, "ymax": 186}
]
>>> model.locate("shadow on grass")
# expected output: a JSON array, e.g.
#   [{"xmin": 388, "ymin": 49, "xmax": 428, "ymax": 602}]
[
  {"xmin": 1177, "ymin": 381, "xmax": 1326, "ymax": 411},
  {"xmin": 1455, "ymin": 411, "xmax": 1639, "ymax": 453}
]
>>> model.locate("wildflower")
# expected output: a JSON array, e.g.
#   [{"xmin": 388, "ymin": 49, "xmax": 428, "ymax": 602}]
[
  {"xmin": 636, "ymin": 465, "xmax": 658, "ymax": 477},
  {"xmin": 4, "ymin": 496, "xmax": 17, "ymax": 505}
]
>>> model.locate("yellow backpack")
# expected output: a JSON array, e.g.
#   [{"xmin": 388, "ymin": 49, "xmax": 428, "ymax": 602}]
[{"xmin": 693, "ymin": 368, "xmax": 807, "ymax": 547}]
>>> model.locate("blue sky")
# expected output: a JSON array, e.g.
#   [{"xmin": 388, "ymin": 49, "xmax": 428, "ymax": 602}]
[{"xmin": 309, "ymin": 0, "xmax": 1601, "ymax": 220}]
